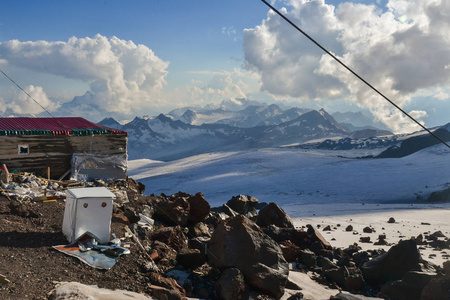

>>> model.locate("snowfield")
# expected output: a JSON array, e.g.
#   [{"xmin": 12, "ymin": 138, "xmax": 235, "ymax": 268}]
[{"xmin": 128, "ymin": 144, "xmax": 450, "ymax": 209}]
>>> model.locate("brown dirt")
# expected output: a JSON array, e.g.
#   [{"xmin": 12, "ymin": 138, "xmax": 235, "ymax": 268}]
[{"xmin": 0, "ymin": 196, "xmax": 152, "ymax": 300}]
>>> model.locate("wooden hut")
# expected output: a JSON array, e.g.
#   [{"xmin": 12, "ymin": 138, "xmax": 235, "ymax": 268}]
[{"xmin": 0, "ymin": 117, "xmax": 127, "ymax": 180}]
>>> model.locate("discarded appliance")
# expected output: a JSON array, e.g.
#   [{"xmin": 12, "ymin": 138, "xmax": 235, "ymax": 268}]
[{"xmin": 62, "ymin": 187, "xmax": 115, "ymax": 244}]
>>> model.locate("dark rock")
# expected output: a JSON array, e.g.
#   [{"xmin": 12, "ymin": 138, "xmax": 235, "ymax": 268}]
[
  {"xmin": 176, "ymin": 248, "xmax": 207, "ymax": 270},
  {"xmin": 188, "ymin": 222, "xmax": 211, "ymax": 238},
  {"xmin": 380, "ymin": 280, "xmax": 422, "ymax": 300},
  {"xmin": 306, "ymin": 224, "xmax": 331, "ymax": 252},
  {"xmin": 151, "ymin": 226, "xmax": 188, "ymax": 251},
  {"xmin": 208, "ymin": 215, "xmax": 289, "ymax": 299},
  {"xmin": 337, "ymin": 256, "xmax": 351, "ymax": 268},
  {"xmin": 421, "ymin": 272, "xmax": 450, "ymax": 300},
  {"xmin": 221, "ymin": 204, "xmax": 239, "ymax": 218},
  {"xmin": 345, "ymin": 225, "xmax": 353, "ymax": 232},
  {"xmin": 444, "ymin": 261, "xmax": 450, "ymax": 274},
  {"xmin": 215, "ymin": 268, "xmax": 249, "ymax": 300},
  {"xmin": 323, "ymin": 225, "xmax": 332, "ymax": 231},
  {"xmin": 148, "ymin": 272, "xmax": 185, "ymax": 299},
  {"xmin": 430, "ymin": 230, "xmax": 447, "ymax": 239},
  {"xmin": 153, "ymin": 195, "xmax": 190, "ymax": 226},
  {"xmin": 279, "ymin": 240, "xmax": 301, "ymax": 262},
  {"xmin": 297, "ymin": 249, "xmax": 317, "ymax": 269},
  {"xmin": 124, "ymin": 207, "xmax": 140, "ymax": 224},
  {"xmin": 188, "ymin": 237, "xmax": 210, "ymax": 254},
  {"xmin": 361, "ymin": 239, "xmax": 422, "ymax": 285},
  {"xmin": 330, "ymin": 291, "xmax": 384, "ymax": 299},
  {"xmin": 363, "ymin": 227, "xmax": 374, "ymax": 233},
  {"xmin": 151, "ymin": 285, "xmax": 184, "ymax": 300},
  {"xmin": 388, "ymin": 217, "xmax": 396, "ymax": 223},
  {"xmin": 333, "ymin": 248, "xmax": 345, "ymax": 260},
  {"xmin": 127, "ymin": 177, "xmax": 145, "ymax": 194},
  {"xmin": 343, "ymin": 243, "xmax": 361, "ymax": 257},
  {"xmin": 359, "ymin": 236, "xmax": 371, "ymax": 243},
  {"xmin": 319, "ymin": 257, "xmax": 338, "ymax": 271},
  {"xmin": 323, "ymin": 268, "xmax": 346, "ymax": 287},
  {"xmin": 285, "ymin": 278, "xmax": 302, "ymax": 290},
  {"xmin": 226, "ymin": 194, "xmax": 258, "ymax": 216},
  {"xmin": 187, "ymin": 192, "xmax": 210, "ymax": 224},
  {"xmin": 352, "ymin": 252, "xmax": 370, "ymax": 267},
  {"xmin": 112, "ymin": 213, "xmax": 130, "ymax": 225},
  {"xmin": 257, "ymin": 202, "xmax": 294, "ymax": 228},
  {"xmin": 263, "ymin": 225, "xmax": 310, "ymax": 249},
  {"xmin": 344, "ymin": 274, "xmax": 365, "ymax": 292},
  {"xmin": 286, "ymin": 292, "xmax": 304, "ymax": 300}
]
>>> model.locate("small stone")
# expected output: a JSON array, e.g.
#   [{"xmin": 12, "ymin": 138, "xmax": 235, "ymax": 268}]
[
  {"xmin": 388, "ymin": 217, "xmax": 395, "ymax": 223},
  {"xmin": 363, "ymin": 226, "xmax": 374, "ymax": 233}
]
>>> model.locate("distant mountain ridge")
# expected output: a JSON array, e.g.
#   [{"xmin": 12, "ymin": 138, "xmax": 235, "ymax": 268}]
[{"xmin": 100, "ymin": 105, "xmax": 396, "ymax": 161}]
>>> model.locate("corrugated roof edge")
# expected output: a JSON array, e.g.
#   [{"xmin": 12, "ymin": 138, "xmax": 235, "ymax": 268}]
[{"xmin": 0, "ymin": 117, "xmax": 127, "ymax": 137}]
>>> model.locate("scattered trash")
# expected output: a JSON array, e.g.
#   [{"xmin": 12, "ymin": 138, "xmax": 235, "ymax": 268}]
[{"xmin": 53, "ymin": 232, "xmax": 130, "ymax": 270}]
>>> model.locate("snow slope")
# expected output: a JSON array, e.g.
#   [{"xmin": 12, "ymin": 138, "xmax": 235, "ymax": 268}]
[{"xmin": 128, "ymin": 144, "xmax": 450, "ymax": 208}]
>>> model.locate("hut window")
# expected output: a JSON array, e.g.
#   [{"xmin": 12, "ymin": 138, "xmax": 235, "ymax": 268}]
[{"xmin": 18, "ymin": 144, "xmax": 29, "ymax": 155}]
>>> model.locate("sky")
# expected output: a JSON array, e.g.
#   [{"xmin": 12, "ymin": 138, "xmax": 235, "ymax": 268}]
[{"xmin": 0, "ymin": 0, "xmax": 449, "ymax": 133}]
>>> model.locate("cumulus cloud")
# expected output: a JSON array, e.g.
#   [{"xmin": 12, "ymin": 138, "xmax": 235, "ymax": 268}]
[
  {"xmin": 6, "ymin": 85, "xmax": 58, "ymax": 115},
  {"xmin": 180, "ymin": 69, "xmax": 256, "ymax": 106},
  {"xmin": 244, "ymin": 0, "xmax": 450, "ymax": 133},
  {"xmin": 0, "ymin": 34, "xmax": 169, "ymax": 114}
]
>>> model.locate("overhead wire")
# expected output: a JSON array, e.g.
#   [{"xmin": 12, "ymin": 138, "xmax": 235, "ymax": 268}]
[
  {"xmin": 260, "ymin": 0, "xmax": 450, "ymax": 149},
  {"xmin": 0, "ymin": 68, "xmax": 55, "ymax": 118}
]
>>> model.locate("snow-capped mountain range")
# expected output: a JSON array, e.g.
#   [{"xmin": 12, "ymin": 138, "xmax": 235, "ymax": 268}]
[
  {"xmin": 99, "ymin": 100, "xmax": 395, "ymax": 161},
  {"xmin": 99, "ymin": 99, "xmax": 450, "ymax": 161}
]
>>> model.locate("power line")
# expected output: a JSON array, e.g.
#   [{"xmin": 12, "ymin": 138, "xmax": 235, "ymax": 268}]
[
  {"xmin": 260, "ymin": 0, "xmax": 450, "ymax": 149},
  {"xmin": 0, "ymin": 68, "xmax": 55, "ymax": 118}
]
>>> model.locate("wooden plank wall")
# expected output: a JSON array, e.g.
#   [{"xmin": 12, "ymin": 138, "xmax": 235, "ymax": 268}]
[{"xmin": 0, "ymin": 135, "xmax": 127, "ymax": 179}]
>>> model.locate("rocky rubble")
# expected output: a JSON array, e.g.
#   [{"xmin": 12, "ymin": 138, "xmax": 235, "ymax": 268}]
[{"xmin": 2, "ymin": 175, "xmax": 450, "ymax": 299}]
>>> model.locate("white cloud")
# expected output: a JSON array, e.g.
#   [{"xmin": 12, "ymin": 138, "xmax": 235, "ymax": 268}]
[
  {"xmin": 168, "ymin": 69, "xmax": 258, "ymax": 107},
  {"xmin": 6, "ymin": 85, "xmax": 58, "ymax": 115},
  {"xmin": 0, "ymin": 34, "xmax": 169, "ymax": 115},
  {"xmin": 244, "ymin": 0, "xmax": 450, "ymax": 133}
]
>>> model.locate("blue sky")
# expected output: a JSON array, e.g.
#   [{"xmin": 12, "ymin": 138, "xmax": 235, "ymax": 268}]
[{"xmin": 0, "ymin": 0, "xmax": 449, "ymax": 132}]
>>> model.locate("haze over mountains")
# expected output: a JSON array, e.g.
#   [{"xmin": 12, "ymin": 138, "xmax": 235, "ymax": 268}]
[{"xmin": 98, "ymin": 98, "xmax": 450, "ymax": 162}]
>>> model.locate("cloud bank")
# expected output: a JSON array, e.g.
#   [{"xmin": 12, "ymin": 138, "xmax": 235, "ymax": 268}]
[
  {"xmin": 244, "ymin": 0, "xmax": 450, "ymax": 132},
  {"xmin": 0, "ymin": 34, "xmax": 169, "ymax": 115}
]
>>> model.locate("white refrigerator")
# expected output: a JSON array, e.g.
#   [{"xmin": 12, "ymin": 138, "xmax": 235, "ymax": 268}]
[{"xmin": 62, "ymin": 187, "xmax": 115, "ymax": 244}]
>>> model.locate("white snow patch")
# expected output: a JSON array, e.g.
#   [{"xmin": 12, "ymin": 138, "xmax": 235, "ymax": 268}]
[{"xmin": 128, "ymin": 144, "xmax": 450, "ymax": 208}]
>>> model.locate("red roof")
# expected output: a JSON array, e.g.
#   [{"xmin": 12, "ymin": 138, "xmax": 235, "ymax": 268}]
[{"xmin": 0, "ymin": 117, "xmax": 127, "ymax": 136}]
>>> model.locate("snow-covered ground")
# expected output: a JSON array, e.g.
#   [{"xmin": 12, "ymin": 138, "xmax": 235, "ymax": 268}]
[{"xmin": 128, "ymin": 144, "xmax": 450, "ymax": 208}]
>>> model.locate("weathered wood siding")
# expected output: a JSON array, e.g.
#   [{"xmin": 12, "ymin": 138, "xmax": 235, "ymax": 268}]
[{"xmin": 0, "ymin": 135, "xmax": 127, "ymax": 179}]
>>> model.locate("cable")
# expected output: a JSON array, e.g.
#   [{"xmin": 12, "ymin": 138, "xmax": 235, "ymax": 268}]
[
  {"xmin": 0, "ymin": 68, "xmax": 55, "ymax": 118},
  {"xmin": 260, "ymin": 0, "xmax": 450, "ymax": 149}
]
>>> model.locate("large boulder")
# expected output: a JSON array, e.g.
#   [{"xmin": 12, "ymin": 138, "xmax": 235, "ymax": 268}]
[
  {"xmin": 257, "ymin": 202, "xmax": 294, "ymax": 228},
  {"xmin": 216, "ymin": 268, "xmax": 249, "ymax": 300},
  {"xmin": 306, "ymin": 224, "xmax": 332, "ymax": 252},
  {"xmin": 152, "ymin": 194, "xmax": 190, "ymax": 226},
  {"xmin": 187, "ymin": 192, "xmax": 210, "ymax": 224},
  {"xmin": 152, "ymin": 192, "xmax": 210, "ymax": 226},
  {"xmin": 226, "ymin": 195, "xmax": 259, "ymax": 220},
  {"xmin": 361, "ymin": 239, "xmax": 422, "ymax": 285},
  {"xmin": 263, "ymin": 225, "xmax": 310, "ymax": 249},
  {"xmin": 151, "ymin": 226, "xmax": 188, "ymax": 252},
  {"xmin": 208, "ymin": 215, "xmax": 289, "ymax": 299}
]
